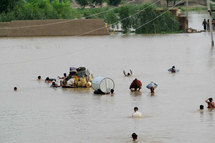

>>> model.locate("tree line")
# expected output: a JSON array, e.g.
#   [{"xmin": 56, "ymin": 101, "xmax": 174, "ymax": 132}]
[
  {"xmin": 0, "ymin": 0, "xmax": 179, "ymax": 34},
  {"xmin": 0, "ymin": 0, "xmax": 121, "ymax": 14},
  {"xmin": 75, "ymin": 0, "xmax": 121, "ymax": 7}
]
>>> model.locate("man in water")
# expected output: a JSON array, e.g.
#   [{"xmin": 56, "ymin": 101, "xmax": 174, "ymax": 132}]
[
  {"xmin": 171, "ymin": 66, "xmax": 176, "ymax": 73},
  {"xmin": 123, "ymin": 69, "xmax": 133, "ymax": 77},
  {"xmin": 130, "ymin": 78, "xmax": 142, "ymax": 91},
  {"xmin": 58, "ymin": 73, "xmax": 67, "ymax": 80},
  {"xmin": 207, "ymin": 19, "xmax": 210, "ymax": 31},
  {"xmin": 131, "ymin": 133, "xmax": 138, "ymax": 141},
  {"xmin": 205, "ymin": 98, "xmax": 215, "ymax": 108},
  {"xmin": 110, "ymin": 89, "xmax": 114, "ymax": 95},
  {"xmin": 37, "ymin": 76, "xmax": 42, "ymax": 80},
  {"xmin": 132, "ymin": 107, "xmax": 142, "ymax": 118},
  {"xmin": 45, "ymin": 77, "xmax": 56, "ymax": 83},
  {"xmin": 51, "ymin": 82, "xmax": 59, "ymax": 88},
  {"xmin": 200, "ymin": 105, "xmax": 204, "ymax": 110},
  {"xmin": 202, "ymin": 19, "xmax": 207, "ymax": 30},
  {"xmin": 14, "ymin": 87, "xmax": 17, "ymax": 91},
  {"xmin": 168, "ymin": 66, "xmax": 177, "ymax": 73}
]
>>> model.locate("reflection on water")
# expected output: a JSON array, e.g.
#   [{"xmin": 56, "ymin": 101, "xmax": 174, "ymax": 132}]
[
  {"xmin": 130, "ymin": 91, "xmax": 142, "ymax": 96},
  {"xmin": 0, "ymin": 12, "xmax": 215, "ymax": 143},
  {"xmin": 61, "ymin": 87, "xmax": 92, "ymax": 94}
]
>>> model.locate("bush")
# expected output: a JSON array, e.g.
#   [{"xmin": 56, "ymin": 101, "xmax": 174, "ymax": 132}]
[{"xmin": 0, "ymin": 0, "xmax": 75, "ymax": 21}]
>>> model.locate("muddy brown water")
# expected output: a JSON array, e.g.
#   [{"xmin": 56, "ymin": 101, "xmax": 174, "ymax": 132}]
[{"xmin": 0, "ymin": 12, "xmax": 215, "ymax": 143}]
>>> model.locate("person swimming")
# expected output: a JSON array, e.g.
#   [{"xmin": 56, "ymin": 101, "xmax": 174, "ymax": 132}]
[
  {"xmin": 131, "ymin": 133, "xmax": 138, "ymax": 141},
  {"xmin": 37, "ymin": 76, "xmax": 42, "ymax": 80},
  {"xmin": 14, "ymin": 87, "xmax": 17, "ymax": 91},
  {"xmin": 205, "ymin": 98, "xmax": 215, "ymax": 108},
  {"xmin": 50, "ymin": 82, "xmax": 59, "ymax": 88},
  {"xmin": 45, "ymin": 77, "xmax": 56, "ymax": 83},
  {"xmin": 130, "ymin": 78, "xmax": 142, "ymax": 91},
  {"xmin": 123, "ymin": 69, "xmax": 133, "ymax": 77},
  {"xmin": 132, "ymin": 107, "xmax": 142, "ymax": 118},
  {"xmin": 58, "ymin": 73, "xmax": 67, "ymax": 79},
  {"xmin": 110, "ymin": 89, "xmax": 114, "ymax": 94},
  {"xmin": 200, "ymin": 105, "xmax": 204, "ymax": 110},
  {"xmin": 169, "ymin": 66, "xmax": 176, "ymax": 73}
]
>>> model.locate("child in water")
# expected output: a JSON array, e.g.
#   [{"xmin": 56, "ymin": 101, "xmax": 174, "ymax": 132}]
[
  {"xmin": 132, "ymin": 107, "xmax": 142, "ymax": 118},
  {"xmin": 131, "ymin": 133, "xmax": 138, "ymax": 141}
]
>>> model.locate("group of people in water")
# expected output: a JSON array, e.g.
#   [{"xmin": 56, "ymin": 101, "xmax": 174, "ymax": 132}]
[
  {"xmin": 128, "ymin": 66, "xmax": 177, "ymax": 94},
  {"xmin": 36, "ymin": 67, "xmax": 93, "ymax": 89},
  {"xmin": 202, "ymin": 18, "xmax": 215, "ymax": 31},
  {"xmin": 126, "ymin": 66, "xmax": 214, "ymax": 141},
  {"xmin": 129, "ymin": 78, "xmax": 158, "ymax": 93},
  {"xmin": 13, "ymin": 65, "xmax": 214, "ymax": 142}
]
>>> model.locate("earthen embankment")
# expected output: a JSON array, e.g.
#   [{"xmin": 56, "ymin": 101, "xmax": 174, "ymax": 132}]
[{"xmin": 0, "ymin": 19, "xmax": 109, "ymax": 37}]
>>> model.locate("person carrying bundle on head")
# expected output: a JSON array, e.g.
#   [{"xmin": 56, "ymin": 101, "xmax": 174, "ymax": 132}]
[{"xmin": 130, "ymin": 78, "xmax": 142, "ymax": 91}]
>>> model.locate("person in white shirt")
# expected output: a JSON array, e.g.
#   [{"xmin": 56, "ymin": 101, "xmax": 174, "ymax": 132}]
[{"xmin": 132, "ymin": 107, "xmax": 142, "ymax": 118}]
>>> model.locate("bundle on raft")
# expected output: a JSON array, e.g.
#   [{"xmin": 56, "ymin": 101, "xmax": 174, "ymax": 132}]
[
  {"xmin": 92, "ymin": 77, "xmax": 115, "ymax": 94},
  {"xmin": 60, "ymin": 67, "xmax": 93, "ymax": 88}
]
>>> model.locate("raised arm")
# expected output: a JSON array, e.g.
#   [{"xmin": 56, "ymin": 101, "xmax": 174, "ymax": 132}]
[
  {"xmin": 123, "ymin": 70, "xmax": 126, "ymax": 76},
  {"xmin": 130, "ymin": 69, "xmax": 133, "ymax": 75}
]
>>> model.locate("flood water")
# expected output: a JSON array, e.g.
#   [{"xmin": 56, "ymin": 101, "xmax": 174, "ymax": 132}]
[{"xmin": 0, "ymin": 12, "xmax": 215, "ymax": 143}]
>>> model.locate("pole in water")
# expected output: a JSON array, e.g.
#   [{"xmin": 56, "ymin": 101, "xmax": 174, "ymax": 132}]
[
  {"xmin": 207, "ymin": 0, "xmax": 214, "ymax": 46},
  {"xmin": 185, "ymin": 0, "xmax": 189, "ymax": 31},
  {"xmin": 186, "ymin": 0, "xmax": 188, "ymax": 21}
]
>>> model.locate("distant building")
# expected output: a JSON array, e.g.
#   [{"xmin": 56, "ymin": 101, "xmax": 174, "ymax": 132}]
[{"xmin": 125, "ymin": 0, "xmax": 206, "ymax": 6}]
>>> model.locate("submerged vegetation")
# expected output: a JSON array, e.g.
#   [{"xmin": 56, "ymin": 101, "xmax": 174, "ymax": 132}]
[{"xmin": 0, "ymin": 0, "xmax": 179, "ymax": 34}]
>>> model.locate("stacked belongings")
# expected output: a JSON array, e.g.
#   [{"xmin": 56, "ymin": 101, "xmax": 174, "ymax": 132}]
[{"xmin": 60, "ymin": 67, "xmax": 93, "ymax": 88}]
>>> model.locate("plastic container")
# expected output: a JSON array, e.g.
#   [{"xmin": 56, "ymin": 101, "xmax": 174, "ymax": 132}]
[{"xmin": 92, "ymin": 77, "xmax": 115, "ymax": 94}]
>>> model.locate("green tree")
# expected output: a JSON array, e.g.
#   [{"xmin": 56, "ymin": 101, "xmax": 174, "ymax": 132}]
[
  {"xmin": 75, "ymin": 0, "xmax": 88, "ymax": 8},
  {"xmin": 51, "ymin": 0, "xmax": 73, "ymax": 18},
  {"xmin": 134, "ymin": 5, "xmax": 157, "ymax": 34},
  {"xmin": 108, "ymin": 0, "xmax": 121, "ymax": 6},
  {"xmin": 119, "ymin": 6, "xmax": 131, "ymax": 33},
  {"xmin": 104, "ymin": 10, "xmax": 118, "ymax": 28},
  {"xmin": 0, "ymin": 0, "xmax": 17, "ymax": 13}
]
